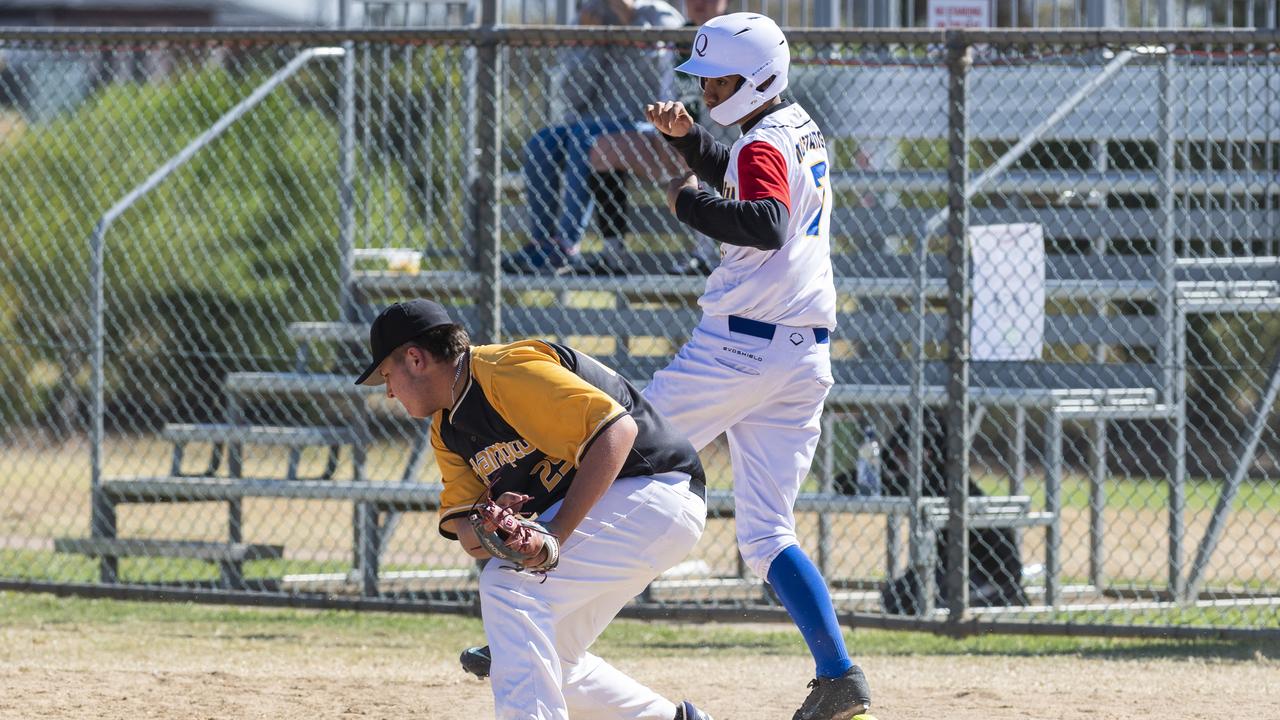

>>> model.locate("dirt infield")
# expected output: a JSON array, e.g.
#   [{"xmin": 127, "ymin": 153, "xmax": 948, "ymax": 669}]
[{"xmin": 3, "ymin": 607, "xmax": 1277, "ymax": 720}]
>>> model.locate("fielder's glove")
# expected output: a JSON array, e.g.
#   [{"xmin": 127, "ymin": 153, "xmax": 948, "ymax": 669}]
[{"xmin": 468, "ymin": 498, "xmax": 560, "ymax": 573}]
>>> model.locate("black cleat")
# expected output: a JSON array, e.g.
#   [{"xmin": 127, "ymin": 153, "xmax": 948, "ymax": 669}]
[
  {"xmin": 459, "ymin": 645, "xmax": 491, "ymax": 679},
  {"xmin": 792, "ymin": 664, "xmax": 871, "ymax": 720},
  {"xmin": 678, "ymin": 700, "xmax": 714, "ymax": 720}
]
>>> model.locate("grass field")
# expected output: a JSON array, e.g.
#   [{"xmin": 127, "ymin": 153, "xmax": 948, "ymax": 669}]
[
  {"xmin": 2, "ymin": 591, "xmax": 1277, "ymax": 719},
  {"xmin": 5, "ymin": 435, "xmax": 1278, "ymax": 601}
]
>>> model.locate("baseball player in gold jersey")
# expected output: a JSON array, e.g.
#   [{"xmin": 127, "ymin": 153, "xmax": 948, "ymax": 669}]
[{"xmin": 355, "ymin": 299, "xmax": 715, "ymax": 720}]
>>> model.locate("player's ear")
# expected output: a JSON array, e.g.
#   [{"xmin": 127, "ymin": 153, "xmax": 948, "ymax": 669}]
[{"xmin": 400, "ymin": 345, "xmax": 423, "ymax": 372}]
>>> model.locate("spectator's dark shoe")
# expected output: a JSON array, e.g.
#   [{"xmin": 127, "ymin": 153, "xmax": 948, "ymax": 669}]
[
  {"xmin": 459, "ymin": 645, "xmax": 491, "ymax": 678},
  {"xmin": 562, "ymin": 251, "xmax": 632, "ymax": 276},
  {"xmin": 792, "ymin": 665, "xmax": 871, "ymax": 720},
  {"xmin": 502, "ymin": 242, "xmax": 571, "ymax": 274},
  {"xmin": 552, "ymin": 251, "xmax": 598, "ymax": 277},
  {"xmin": 678, "ymin": 700, "xmax": 715, "ymax": 720}
]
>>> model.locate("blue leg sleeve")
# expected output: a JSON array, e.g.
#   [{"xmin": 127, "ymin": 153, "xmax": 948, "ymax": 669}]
[{"xmin": 766, "ymin": 544, "xmax": 854, "ymax": 679}]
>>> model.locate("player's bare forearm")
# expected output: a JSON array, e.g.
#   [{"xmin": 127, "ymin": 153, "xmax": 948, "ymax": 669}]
[
  {"xmin": 444, "ymin": 517, "xmax": 493, "ymax": 560},
  {"xmin": 543, "ymin": 414, "xmax": 638, "ymax": 545}
]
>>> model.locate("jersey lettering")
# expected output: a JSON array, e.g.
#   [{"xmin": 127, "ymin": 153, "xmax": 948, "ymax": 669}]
[
  {"xmin": 468, "ymin": 439, "xmax": 537, "ymax": 480},
  {"xmin": 793, "ymin": 130, "xmax": 826, "ymax": 164}
]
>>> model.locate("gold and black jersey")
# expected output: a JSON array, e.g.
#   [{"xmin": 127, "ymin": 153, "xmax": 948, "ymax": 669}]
[{"xmin": 434, "ymin": 339, "xmax": 705, "ymax": 539}]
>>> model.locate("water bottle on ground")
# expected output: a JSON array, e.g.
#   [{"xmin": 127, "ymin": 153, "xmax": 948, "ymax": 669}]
[{"xmin": 855, "ymin": 426, "xmax": 882, "ymax": 496}]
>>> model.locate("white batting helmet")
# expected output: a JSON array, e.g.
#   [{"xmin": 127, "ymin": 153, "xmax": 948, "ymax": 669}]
[{"xmin": 676, "ymin": 12, "xmax": 790, "ymax": 126}]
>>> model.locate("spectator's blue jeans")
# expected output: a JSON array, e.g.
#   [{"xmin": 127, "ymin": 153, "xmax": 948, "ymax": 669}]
[{"xmin": 522, "ymin": 117, "xmax": 644, "ymax": 253}]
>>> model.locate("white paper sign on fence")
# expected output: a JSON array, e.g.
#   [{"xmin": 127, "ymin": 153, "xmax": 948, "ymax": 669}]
[{"xmin": 971, "ymin": 223, "xmax": 1045, "ymax": 361}]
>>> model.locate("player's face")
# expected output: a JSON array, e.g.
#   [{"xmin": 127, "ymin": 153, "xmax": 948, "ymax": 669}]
[
  {"xmin": 380, "ymin": 346, "xmax": 444, "ymax": 419},
  {"xmin": 700, "ymin": 74, "xmax": 742, "ymax": 113}
]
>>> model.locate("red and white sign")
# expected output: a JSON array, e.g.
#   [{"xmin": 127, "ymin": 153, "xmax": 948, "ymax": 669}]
[{"xmin": 927, "ymin": 0, "xmax": 991, "ymax": 28}]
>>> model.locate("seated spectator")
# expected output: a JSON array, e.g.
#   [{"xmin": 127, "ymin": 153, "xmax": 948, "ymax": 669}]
[
  {"xmin": 501, "ymin": 0, "xmax": 686, "ymax": 275},
  {"xmin": 578, "ymin": 0, "xmax": 731, "ymax": 276}
]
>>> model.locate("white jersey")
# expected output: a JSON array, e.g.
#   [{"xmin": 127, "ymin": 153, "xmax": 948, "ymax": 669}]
[{"xmin": 698, "ymin": 103, "xmax": 837, "ymax": 329}]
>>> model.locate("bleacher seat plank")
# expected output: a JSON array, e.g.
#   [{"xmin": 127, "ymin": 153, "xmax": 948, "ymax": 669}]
[
  {"xmin": 162, "ymin": 423, "xmax": 361, "ymax": 447},
  {"xmin": 225, "ymin": 372, "xmax": 379, "ymax": 396},
  {"xmin": 54, "ymin": 537, "xmax": 283, "ymax": 562},
  {"xmin": 103, "ymin": 477, "xmax": 444, "ymax": 509}
]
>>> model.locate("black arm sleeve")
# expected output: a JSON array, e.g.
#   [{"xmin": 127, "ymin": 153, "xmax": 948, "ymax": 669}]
[
  {"xmin": 662, "ymin": 124, "xmax": 730, "ymax": 189},
  {"xmin": 675, "ymin": 189, "xmax": 789, "ymax": 251}
]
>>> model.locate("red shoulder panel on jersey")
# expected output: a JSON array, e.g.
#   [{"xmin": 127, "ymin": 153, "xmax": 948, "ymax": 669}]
[{"xmin": 736, "ymin": 141, "xmax": 791, "ymax": 211}]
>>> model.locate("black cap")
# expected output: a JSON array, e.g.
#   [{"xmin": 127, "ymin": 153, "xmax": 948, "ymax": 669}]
[{"xmin": 354, "ymin": 299, "xmax": 454, "ymax": 386}]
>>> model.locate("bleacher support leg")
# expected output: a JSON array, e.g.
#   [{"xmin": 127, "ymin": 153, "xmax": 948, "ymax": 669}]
[
  {"xmin": 885, "ymin": 514, "xmax": 900, "ymax": 577},
  {"xmin": 285, "ymin": 341, "xmax": 312, "ymax": 481},
  {"xmin": 170, "ymin": 442, "xmax": 184, "ymax": 476},
  {"xmin": 1012, "ymin": 405, "xmax": 1026, "ymax": 495},
  {"xmin": 91, "ymin": 487, "xmax": 117, "ymax": 583},
  {"xmin": 1089, "ymin": 418, "xmax": 1107, "ymax": 589},
  {"xmin": 227, "ymin": 498, "xmax": 244, "ymax": 589},
  {"xmin": 354, "ymin": 503, "xmax": 379, "ymax": 597},
  {"xmin": 219, "ymin": 559, "xmax": 245, "ymax": 591},
  {"xmin": 1011, "ymin": 405, "xmax": 1027, "ymax": 558},
  {"xmin": 227, "ymin": 395, "xmax": 243, "ymax": 479}
]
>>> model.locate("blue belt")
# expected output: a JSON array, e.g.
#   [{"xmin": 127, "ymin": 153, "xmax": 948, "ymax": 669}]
[{"xmin": 728, "ymin": 315, "xmax": 830, "ymax": 344}]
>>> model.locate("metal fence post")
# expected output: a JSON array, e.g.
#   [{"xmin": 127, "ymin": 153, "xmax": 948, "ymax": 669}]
[
  {"xmin": 1158, "ymin": 40, "xmax": 1186, "ymax": 601},
  {"xmin": 89, "ymin": 220, "xmax": 113, "ymax": 582},
  {"xmin": 943, "ymin": 30, "xmax": 972, "ymax": 625},
  {"xmin": 907, "ymin": 72, "xmax": 929, "ymax": 617},
  {"xmin": 338, "ymin": 0, "xmax": 356, "ymax": 321},
  {"xmin": 473, "ymin": 0, "xmax": 504, "ymax": 343}
]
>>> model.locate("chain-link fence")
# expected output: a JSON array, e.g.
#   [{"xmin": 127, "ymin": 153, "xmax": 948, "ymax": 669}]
[
  {"xmin": 1, "ymin": 26, "xmax": 1278, "ymax": 639},
  {"xmin": 349, "ymin": 0, "xmax": 1280, "ymax": 29}
]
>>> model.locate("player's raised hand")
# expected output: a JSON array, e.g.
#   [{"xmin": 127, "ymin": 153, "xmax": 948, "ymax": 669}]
[
  {"xmin": 645, "ymin": 101, "xmax": 694, "ymax": 138},
  {"xmin": 665, "ymin": 171, "xmax": 699, "ymax": 215}
]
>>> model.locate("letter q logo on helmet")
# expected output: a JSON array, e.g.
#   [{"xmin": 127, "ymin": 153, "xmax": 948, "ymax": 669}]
[{"xmin": 677, "ymin": 12, "xmax": 790, "ymax": 126}]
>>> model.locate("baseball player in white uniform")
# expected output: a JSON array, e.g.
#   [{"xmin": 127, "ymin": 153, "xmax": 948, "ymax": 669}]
[{"xmin": 643, "ymin": 13, "xmax": 872, "ymax": 720}]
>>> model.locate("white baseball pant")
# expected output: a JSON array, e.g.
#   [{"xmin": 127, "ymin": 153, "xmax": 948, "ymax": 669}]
[
  {"xmin": 481, "ymin": 471, "xmax": 706, "ymax": 720},
  {"xmin": 643, "ymin": 313, "xmax": 832, "ymax": 579}
]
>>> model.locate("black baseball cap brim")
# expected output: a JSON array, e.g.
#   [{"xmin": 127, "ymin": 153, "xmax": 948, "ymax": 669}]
[{"xmin": 354, "ymin": 299, "xmax": 455, "ymax": 386}]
